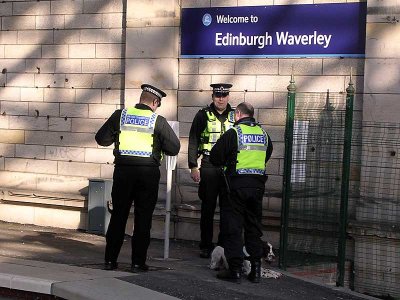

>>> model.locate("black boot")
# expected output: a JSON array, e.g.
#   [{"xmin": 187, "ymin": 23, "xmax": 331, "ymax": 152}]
[
  {"xmin": 217, "ymin": 269, "xmax": 241, "ymax": 283},
  {"xmin": 103, "ymin": 261, "xmax": 118, "ymax": 271},
  {"xmin": 247, "ymin": 260, "xmax": 261, "ymax": 283},
  {"xmin": 131, "ymin": 263, "xmax": 150, "ymax": 273}
]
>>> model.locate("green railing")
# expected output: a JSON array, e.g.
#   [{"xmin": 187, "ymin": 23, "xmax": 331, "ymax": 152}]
[
  {"xmin": 279, "ymin": 74, "xmax": 400, "ymax": 299},
  {"xmin": 279, "ymin": 73, "xmax": 296, "ymax": 271},
  {"xmin": 279, "ymin": 74, "xmax": 354, "ymax": 284}
]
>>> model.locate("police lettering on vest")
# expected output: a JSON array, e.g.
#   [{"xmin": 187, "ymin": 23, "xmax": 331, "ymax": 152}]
[
  {"xmin": 125, "ymin": 115, "xmax": 150, "ymax": 126},
  {"xmin": 242, "ymin": 134, "xmax": 265, "ymax": 144}
]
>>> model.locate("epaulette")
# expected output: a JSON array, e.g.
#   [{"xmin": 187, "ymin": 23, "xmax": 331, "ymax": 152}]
[{"xmin": 201, "ymin": 105, "xmax": 211, "ymax": 112}]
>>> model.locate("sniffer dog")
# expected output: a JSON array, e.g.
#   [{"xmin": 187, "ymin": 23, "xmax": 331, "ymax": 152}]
[{"xmin": 210, "ymin": 241, "xmax": 282, "ymax": 279}]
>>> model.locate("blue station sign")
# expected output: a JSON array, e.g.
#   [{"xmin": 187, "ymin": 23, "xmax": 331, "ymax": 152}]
[{"xmin": 181, "ymin": 3, "xmax": 367, "ymax": 58}]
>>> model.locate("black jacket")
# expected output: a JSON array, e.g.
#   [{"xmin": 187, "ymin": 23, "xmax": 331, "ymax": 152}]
[
  {"xmin": 188, "ymin": 103, "xmax": 234, "ymax": 169},
  {"xmin": 95, "ymin": 103, "xmax": 180, "ymax": 167},
  {"xmin": 209, "ymin": 117, "xmax": 273, "ymax": 188}
]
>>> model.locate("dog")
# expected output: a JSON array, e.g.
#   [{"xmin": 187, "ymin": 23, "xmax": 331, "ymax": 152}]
[
  {"xmin": 209, "ymin": 245, "xmax": 229, "ymax": 270},
  {"xmin": 262, "ymin": 241, "xmax": 276, "ymax": 264},
  {"xmin": 210, "ymin": 241, "xmax": 282, "ymax": 279}
]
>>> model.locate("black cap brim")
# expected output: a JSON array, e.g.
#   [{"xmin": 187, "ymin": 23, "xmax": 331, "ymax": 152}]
[{"xmin": 213, "ymin": 92, "xmax": 229, "ymax": 97}]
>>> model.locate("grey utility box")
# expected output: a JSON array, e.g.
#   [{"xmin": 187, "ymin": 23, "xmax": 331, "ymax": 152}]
[{"xmin": 88, "ymin": 178, "xmax": 113, "ymax": 235}]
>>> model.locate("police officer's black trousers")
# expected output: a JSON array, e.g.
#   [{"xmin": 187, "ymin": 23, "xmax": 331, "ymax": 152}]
[
  {"xmin": 105, "ymin": 165, "xmax": 160, "ymax": 265},
  {"xmin": 219, "ymin": 186, "xmax": 264, "ymax": 271},
  {"xmin": 198, "ymin": 166, "xmax": 224, "ymax": 250}
]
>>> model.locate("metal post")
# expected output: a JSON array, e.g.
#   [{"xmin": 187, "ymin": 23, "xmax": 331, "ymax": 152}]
[
  {"xmin": 164, "ymin": 159, "xmax": 174, "ymax": 259},
  {"xmin": 163, "ymin": 121, "xmax": 179, "ymax": 260},
  {"xmin": 336, "ymin": 70, "xmax": 354, "ymax": 286},
  {"xmin": 279, "ymin": 72, "xmax": 296, "ymax": 270}
]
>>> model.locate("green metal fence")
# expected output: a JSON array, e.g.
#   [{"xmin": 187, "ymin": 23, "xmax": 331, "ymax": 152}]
[
  {"xmin": 349, "ymin": 122, "xmax": 400, "ymax": 298},
  {"xmin": 279, "ymin": 75, "xmax": 400, "ymax": 299}
]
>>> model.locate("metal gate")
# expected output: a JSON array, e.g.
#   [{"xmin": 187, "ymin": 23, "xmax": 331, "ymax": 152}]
[
  {"xmin": 279, "ymin": 74, "xmax": 355, "ymax": 287},
  {"xmin": 279, "ymin": 74, "xmax": 400, "ymax": 299}
]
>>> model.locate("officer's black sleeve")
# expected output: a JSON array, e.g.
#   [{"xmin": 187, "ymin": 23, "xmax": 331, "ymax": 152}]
[
  {"xmin": 209, "ymin": 129, "xmax": 237, "ymax": 167},
  {"xmin": 95, "ymin": 110, "xmax": 121, "ymax": 147},
  {"xmin": 156, "ymin": 116, "xmax": 181, "ymax": 156},
  {"xmin": 265, "ymin": 133, "xmax": 273, "ymax": 163},
  {"xmin": 188, "ymin": 110, "xmax": 207, "ymax": 169}
]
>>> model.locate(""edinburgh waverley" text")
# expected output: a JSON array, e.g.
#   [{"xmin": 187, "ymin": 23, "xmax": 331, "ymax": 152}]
[{"xmin": 215, "ymin": 31, "xmax": 332, "ymax": 49}]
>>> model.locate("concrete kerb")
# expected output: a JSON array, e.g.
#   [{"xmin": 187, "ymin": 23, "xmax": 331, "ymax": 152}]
[{"xmin": 0, "ymin": 257, "xmax": 178, "ymax": 300}]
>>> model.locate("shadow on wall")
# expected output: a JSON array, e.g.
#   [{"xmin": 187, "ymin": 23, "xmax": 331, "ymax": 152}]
[{"xmin": 0, "ymin": 0, "xmax": 130, "ymax": 198}]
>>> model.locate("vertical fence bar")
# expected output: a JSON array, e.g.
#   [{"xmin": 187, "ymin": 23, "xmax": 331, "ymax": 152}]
[
  {"xmin": 279, "ymin": 73, "xmax": 296, "ymax": 270},
  {"xmin": 336, "ymin": 72, "xmax": 354, "ymax": 286}
]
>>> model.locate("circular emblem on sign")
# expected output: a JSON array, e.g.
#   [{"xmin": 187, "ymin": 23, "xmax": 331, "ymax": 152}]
[{"xmin": 202, "ymin": 13, "xmax": 212, "ymax": 26}]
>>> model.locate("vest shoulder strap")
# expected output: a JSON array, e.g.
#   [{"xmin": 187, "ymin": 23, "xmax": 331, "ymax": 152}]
[
  {"xmin": 227, "ymin": 110, "xmax": 235, "ymax": 123},
  {"xmin": 205, "ymin": 110, "xmax": 216, "ymax": 121}
]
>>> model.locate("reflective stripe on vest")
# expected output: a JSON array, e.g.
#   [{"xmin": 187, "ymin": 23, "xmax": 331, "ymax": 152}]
[
  {"xmin": 199, "ymin": 110, "xmax": 235, "ymax": 154},
  {"xmin": 234, "ymin": 124, "xmax": 268, "ymax": 175},
  {"xmin": 118, "ymin": 108, "xmax": 157, "ymax": 157}
]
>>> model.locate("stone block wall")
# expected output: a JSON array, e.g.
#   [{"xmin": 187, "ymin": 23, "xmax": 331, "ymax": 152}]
[
  {"xmin": 363, "ymin": 0, "xmax": 400, "ymax": 123},
  {"xmin": 0, "ymin": 0, "xmax": 125, "ymax": 195},
  {"xmin": 0, "ymin": 0, "xmax": 367, "ymax": 216}
]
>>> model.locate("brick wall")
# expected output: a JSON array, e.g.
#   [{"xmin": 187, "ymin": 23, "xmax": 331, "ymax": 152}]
[
  {"xmin": 2, "ymin": 0, "xmax": 392, "ymax": 227},
  {"xmin": 0, "ymin": 0, "xmax": 125, "ymax": 194},
  {"xmin": 363, "ymin": 0, "xmax": 400, "ymax": 123}
]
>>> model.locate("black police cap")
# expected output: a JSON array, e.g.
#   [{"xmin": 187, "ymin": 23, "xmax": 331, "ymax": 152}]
[
  {"xmin": 141, "ymin": 84, "xmax": 167, "ymax": 100},
  {"xmin": 210, "ymin": 83, "xmax": 232, "ymax": 96}
]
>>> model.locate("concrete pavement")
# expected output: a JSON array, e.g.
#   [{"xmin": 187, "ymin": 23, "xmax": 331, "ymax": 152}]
[{"xmin": 0, "ymin": 221, "xmax": 377, "ymax": 300}]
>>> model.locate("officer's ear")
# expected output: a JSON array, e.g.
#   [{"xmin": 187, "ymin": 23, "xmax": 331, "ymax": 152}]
[
  {"xmin": 152, "ymin": 98, "xmax": 160, "ymax": 109},
  {"xmin": 234, "ymin": 109, "xmax": 241, "ymax": 122}
]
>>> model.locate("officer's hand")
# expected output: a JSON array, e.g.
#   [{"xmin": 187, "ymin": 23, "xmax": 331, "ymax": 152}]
[{"xmin": 190, "ymin": 168, "xmax": 200, "ymax": 183}]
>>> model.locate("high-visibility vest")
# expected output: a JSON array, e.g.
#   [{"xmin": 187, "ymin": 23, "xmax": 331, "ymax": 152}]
[
  {"xmin": 233, "ymin": 123, "xmax": 268, "ymax": 175},
  {"xmin": 118, "ymin": 107, "xmax": 157, "ymax": 157},
  {"xmin": 199, "ymin": 109, "xmax": 235, "ymax": 154}
]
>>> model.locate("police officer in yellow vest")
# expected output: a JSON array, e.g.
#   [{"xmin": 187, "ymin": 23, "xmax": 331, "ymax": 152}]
[
  {"xmin": 210, "ymin": 102, "xmax": 273, "ymax": 283},
  {"xmin": 188, "ymin": 83, "xmax": 235, "ymax": 258},
  {"xmin": 95, "ymin": 84, "xmax": 180, "ymax": 272}
]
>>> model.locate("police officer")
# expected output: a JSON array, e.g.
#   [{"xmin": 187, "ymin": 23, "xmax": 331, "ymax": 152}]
[
  {"xmin": 188, "ymin": 83, "xmax": 235, "ymax": 258},
  {"xmin": 95, "ymin": 84, "xmax": 180, "ymax": 272},
  {"xmin": 210, "ymin": 102, "xmax": 273, "ymax": 283}
]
